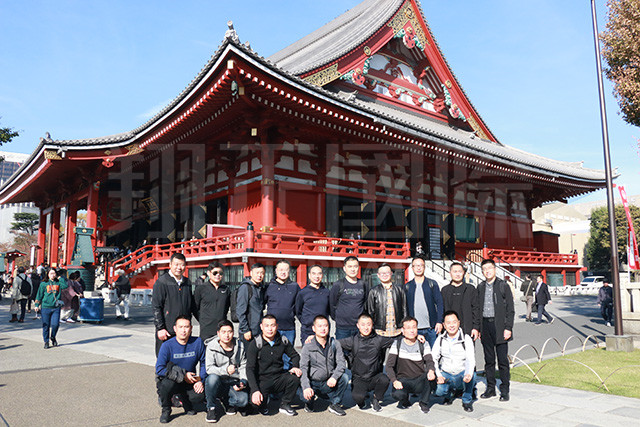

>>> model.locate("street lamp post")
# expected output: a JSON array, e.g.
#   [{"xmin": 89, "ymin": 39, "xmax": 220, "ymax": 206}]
[{"xmin": 590, "ymin": 0, "xmax": 623, "ymax": 337}]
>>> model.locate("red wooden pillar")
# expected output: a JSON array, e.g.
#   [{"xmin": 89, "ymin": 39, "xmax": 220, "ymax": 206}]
[
  {"xmin": 37, "ymin": 211, "xmax": 47, "ymax": 265},
  {"xmin": 49, "ymin": 207, "xmax": 61, "ymax": 267},
  {"xmin": 260, "ymin": 137, "xmax": 275, "ymax": 232},
  {"xmin": 64, "ymin": 201, "xmax": 77, "ymax": 265},
  {"xmin": 297, "ymin": 264, "xmax": 307, "ymax": 289},
  {"xmin": 541, "ymin": 269, "xmax": 547, "ymax": 283},
  {"xmin": 561, "ymin": 269, "xmax": 567, "ymax": 287},
  {"xmin": 86, "ymin": 182, "xmax": 99, "ymax": 249}
]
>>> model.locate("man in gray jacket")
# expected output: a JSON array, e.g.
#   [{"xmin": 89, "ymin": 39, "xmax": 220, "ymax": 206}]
[
  {"xmin": 204, "ymin": 320, "xmax": 249, "ymax": 422},
  {"xmin": 300, "ymin": 315, "xmax": 348, "ymax": 416}
]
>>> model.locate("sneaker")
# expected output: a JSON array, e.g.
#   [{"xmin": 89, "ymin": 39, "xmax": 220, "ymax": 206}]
[
  {"xmin": 397, "ymin": 400, "xmax": 410, "ymax": 409},
  {"xmin": 371, "ymin": 398, "xmax": 382, "ymax": 412},
  {"xmin": 206, "ymin": 408, "xmax": 219, "ymax": 423},
  {"xmin": 44, "ymin": 342, "xmax": 50, "ymax": 349},
  {"xmin": 51, "ymin": 338, "xmax": 58, "ymax": 347},
  {"xmin": 66, "ymin": 318, "xmax": 76, "ymax": 323},
  {"xmin": 259, "ymin": 405, "xmax": 269, "ymax": 416},
  {"xmin": 59, "ymin": 319, "xmax": 66, "ymax": 323},
  {"xmin": 116, "ymin": 315, "xmax": 122, "ymax": 320},
  {"xmin": 443, "ymin": 397, "xmax": 453, "ymax": 405},
  {"xmin": 357, "ymin": 402, "xmax": 366, "ymax": 410},
  {"xmin": 239, "ymin": 407, "xmax": 249, "ymax": 417},
  {"xmin": 225, "ymin": 405, "xmax": 237, "ymax": 416},
  {"xmin": 419, "ymin": 402, "xmax": 430, "ymax": 414},
  {"xmin": 171, "ymin": 394, "xmax": 183, "ymax": 408},
  {"xmin": 160, "ymin": 409, "xmax": 171, "ymax": 424},
  {"xmin": 549, "ymin": 318, "xmax": 554, "ymax": 325},
  {"xmin": 185, "ymin": 409, "xmax": 197, "ymax": 416},
  {"xmin": 304, "ymin": 399, "xmax": 314, "ymax": 413},
  {"xmin": 328, "ymin": 403, "xmax": 346, "ymax": 416},
  {"xmin": 606, "ymin": 321, "xmax": 612, "ymax": 327},
  {"xmin": 279, "ymin": 403, "xmax": 297, "ymax": 416},
  {"xmin": 463, "ymin": 402, "xmax": 474, "ymax": 412}
]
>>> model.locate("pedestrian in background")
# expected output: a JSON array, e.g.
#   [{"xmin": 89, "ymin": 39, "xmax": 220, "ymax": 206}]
[
  {"xmin": 519, "ymin": 275, "xmax": 535, "ymax": 322},
  {"xmin": 534, "ymin": 276, "xmax": 553, "ymax": 325},
  {"xmin": 597, "ymin": 281, "xmax": 614, "ymax": 327},
  {"xmin": 35, "ymin": 268, "xmax": 68, "ymax": 349}
]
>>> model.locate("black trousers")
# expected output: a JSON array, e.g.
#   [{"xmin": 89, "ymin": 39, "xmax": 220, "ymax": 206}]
[
  {"xmin": 351, "ymin": 373, "xmax": 390, "ymax": 406},
  {"xmin": 391, "ymin": 373, "xmax": 431, "ymax": 405},
  {"xmin": 481, "ymin": 317, "xmax": 510, "ymax": 395},
  {"xmin": 255, "ymin": 373, "xmax": 300, "ymax": 405},
  {"xmin": 19, "ymin": 299, "xmax": 28, "ymax": 321},
  {"xmin": 157, "ymin": 377, "xmax": 204, "ymax": 410}
]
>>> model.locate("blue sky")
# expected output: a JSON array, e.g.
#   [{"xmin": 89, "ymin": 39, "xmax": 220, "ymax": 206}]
[{"xmin": 1, "ymin": 0, "xmax": 637, "ymax": 203}]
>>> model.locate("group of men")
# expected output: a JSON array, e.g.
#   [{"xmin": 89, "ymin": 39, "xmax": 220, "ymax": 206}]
[{"xmin": 151, "ymin": 253, "xmax": 515, "ymax": 423}]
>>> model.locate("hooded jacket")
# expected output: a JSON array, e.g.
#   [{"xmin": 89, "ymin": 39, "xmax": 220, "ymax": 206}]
[{"xmin": 205, "ymin": 335, "xmax": 246, "ymax": 380}]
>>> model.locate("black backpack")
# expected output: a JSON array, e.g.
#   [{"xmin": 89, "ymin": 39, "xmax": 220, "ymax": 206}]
[
  {"xmin": 19, "ymin": 274, "xmax": 31, "ymax": 297},
  {"xmin": 230, "ymin": 283, "xmax": 253, "ymax": 323}
]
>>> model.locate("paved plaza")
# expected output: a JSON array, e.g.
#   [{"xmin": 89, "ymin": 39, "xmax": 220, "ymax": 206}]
[{"xmin": 1, "ymin": 293, "xmax": 639, "ymax": 426}]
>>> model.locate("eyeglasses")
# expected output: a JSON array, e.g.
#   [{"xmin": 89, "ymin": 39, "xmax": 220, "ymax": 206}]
[{"xmin": 211, "ymin": 271, "xmax": 223, "ymax": 276}]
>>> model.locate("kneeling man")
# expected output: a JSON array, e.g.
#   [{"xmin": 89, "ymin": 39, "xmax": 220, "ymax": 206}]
[
  {"xmin": 204, "ymin": 320, "xmax": 249, "ymax": 422},
  {"xmin": 156, "ymin": 315, "xmax": 206, "ymax": 423},
  {"xmin": 386, "ymin": 316, "xmax": 436, "ymax": 414},
  {"xmin": 246, "ymin": 314, "xmax": 302, "ymax": 416},
  {"xmin": 431, "ymin": 310, "xmax": 476, "ymax": 412},
  {"xmin": 300, "ymin": 315, "xmax": 348, "ymax": 416}
]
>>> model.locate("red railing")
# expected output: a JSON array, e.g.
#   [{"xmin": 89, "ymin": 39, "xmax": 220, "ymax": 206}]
[
  {"xmin": 107, "ymin": 229, "xmax": 410, "ymax": 282},
  {"xmin": 483, "ymin": 248, "xmax": 578, "ymax": 265}
]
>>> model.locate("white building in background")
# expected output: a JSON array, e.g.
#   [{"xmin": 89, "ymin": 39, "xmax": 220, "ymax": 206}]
[{"xmin": 0, "ymin": 151, "xmax": 39, "ymax": 244}]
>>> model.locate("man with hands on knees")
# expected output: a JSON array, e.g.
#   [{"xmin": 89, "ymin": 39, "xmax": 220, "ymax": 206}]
[
  {"xmin": 300, "ymin": 315, "xmax": 348, "ymax": 416},
  {"xmin": 204, "ymin": 320, "xmax": 249, "ymax": 423},
  {"xmin": 155, "ymin": 316, "xmax": 206, "ymax": 424},
  {"xmin": 246, "ymin": 314, "xmax": 302, "ymax": 416},
  {"xmin": 432, "ymin": 310, "xmax": 476, "ymax": 412},
  {"xmin": 386, "ymin": 316, "xmax": 436, "ymax": 414}
]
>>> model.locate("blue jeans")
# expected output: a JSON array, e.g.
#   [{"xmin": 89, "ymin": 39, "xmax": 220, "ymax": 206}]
[
  {"xmin": 303, "ymin": 373, "xmax": 349, "ymax": 405},
  {"xmin": 335, "ymin": 327, "xmax": 358, "ymax": 340},
  {"xmin": 418, "ymin": 328, "xmax": 437, "ymax": 348},
  {"xmin": 205, "ymin": 374, "xmax": 249, "ymax": 409},
  {"xmin": 435, "ymin": 371, "xmax": 476, "ymax": 404},
  {"xmin": 41, "ymin": 307, "xmax": 61, "ymax": 343},
  {"xmin": 280, "ymin": 329, "xmax": 296, "ymax": 370}
]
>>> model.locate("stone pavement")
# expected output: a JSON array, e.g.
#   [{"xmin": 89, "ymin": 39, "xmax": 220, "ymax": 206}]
[{"xmin": 1, "ymin": 297, "xmax": 639, "ymax": 426}]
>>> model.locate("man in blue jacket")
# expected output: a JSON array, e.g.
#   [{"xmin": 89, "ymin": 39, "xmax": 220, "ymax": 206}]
[
  {"xmin": 295, "ymin": 265, "xmax": 330, "ymax": 343},
  {"xmin": 156, "ymin": 315, "xmax": 206, "ymax": 423},
  {"xmin": 265, "ymin": 260, "xmax": 299, "ymax": 347},
  {"xmin": 405, "ymin": 255, "xmax": 443, "ymax": 347},
  {"xmin": 236, "ymin": 263, "xmax": 266, "ymax": 344}
]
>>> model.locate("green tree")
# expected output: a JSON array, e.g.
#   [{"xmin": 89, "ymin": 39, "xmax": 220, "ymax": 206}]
[
  {"xmin": 586, "ymin": 204, "xmax": 640, "ymax": 271},
  {"xmin": 0, "ymin": 117, "xmax": 20, "ymax": 144},
  {"xmin": 601, "ymin": 0, "xmax": 640, "ymax": 127},
  {"xmin": 10, "ymin": 212, "xmax": 39, "ymax": 235}
]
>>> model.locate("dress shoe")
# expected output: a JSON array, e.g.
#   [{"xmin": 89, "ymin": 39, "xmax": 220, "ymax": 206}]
[
  {"xmin": 443, "ymin": 397, "xmax": 453, "ymax": 405},
  {"xmin": 44, "ymin": 342, "xmax": 50, "ymax": 349},
  {"xmin": 463, "ymin": 402, "xmax": 474, "ymax": 412},
  {"xmin": 480, "ymin": 390, "xmax": 496, "ymax": 399},
  {"xmin": 51, "ymin": 337, "xmax": 58, "ymax": 347},
  {"xmin": 499, "ymin": 394, "xmax": 510, "ymax": 402}
]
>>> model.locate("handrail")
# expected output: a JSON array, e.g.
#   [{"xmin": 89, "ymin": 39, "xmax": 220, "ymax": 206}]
[
  {"xmin": 461, "ymin": 254, "xmax": 486, "ymax": 285},
  {"xmin": 424, "ymin": 252, "xmax": 449, "ymax": 280}
]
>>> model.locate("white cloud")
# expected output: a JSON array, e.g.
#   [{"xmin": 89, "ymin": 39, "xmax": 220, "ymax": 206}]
[{"xmin": 137, "ymin": 99, "xmax": 172, "ymax": 120}]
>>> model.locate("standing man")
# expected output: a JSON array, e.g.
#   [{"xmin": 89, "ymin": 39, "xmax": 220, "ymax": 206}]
[
  {"xmin": 478, "ymin": 259, "xmax": 514, "ymax": 401},
  {"xmin": 246, "ymin": 314, "xmax": 302, "ymax": 416},
  {"xmin": 405, "ymin": 255, "xmax": 444, "ymax": 347},
  {"xmin": 11, "ymin": 267, "xmax": 32, "ymax": 323},
  {"xmin": 367, "ymin": 263, "xmax": 406, "ymax": 338},
  {"xmin": 386, "ymin": 316, "xmax": 436, "ymax": 414},
  {"xmin": 520, "ymin": 275, "xmax": 535, "ymax": 322},
  {"xmin": 534, "ymin": 276, "xmax": 554, "ymax": 325},
  {"xmin": 194, "ymin": 262, "xmax": 230, "ymax": 341},
  {"xmin": 156, "ymin": 315, "xmax": 206, "ymax": 423},
  {"xmin": 265, "ymin": 260, "xmax": 299, "ymax": 348},
  {"xmin": 152, "ymin": 253, "xmax": 195, "ymax": 356},
  {"xmin": 441, "ymin": 262, "xmax": 480, "ymax": 340},
  {"xmin": 296, "ymin": 265, "xmax": 330, "ymax": 343},
  {"xmin": 236, "ymin": 263, "xmax": 266, "ymax": 344},
  {"xmin": 597, "ymin": 281, "xmax": 614, "ymax": 327},
  {"xmin": 300, "ymin": 315, "xmax": 348, "ymax": 416},
  {"xmin": 204, "ymin": 320, "xmax": 249, "ymax": 423},
  {"xmin": 330, "ymin": 256, "xmax": 369, "ymax": 340},
  {"xmin": 113, "ymin": 269, "xmax": 131, "ymax": 321}
]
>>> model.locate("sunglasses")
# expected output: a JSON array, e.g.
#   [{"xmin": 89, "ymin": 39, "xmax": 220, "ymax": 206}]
[{"xmin": 210, "ymin": 271, "xmax": 223, "ymax": 276}]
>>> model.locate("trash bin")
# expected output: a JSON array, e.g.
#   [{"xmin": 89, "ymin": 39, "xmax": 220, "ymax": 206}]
[{"xmin": 79, "ymin": 297, "xmax": 104, "ymax": 323}]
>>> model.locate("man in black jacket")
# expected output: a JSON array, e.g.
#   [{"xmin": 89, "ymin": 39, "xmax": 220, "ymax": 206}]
[
  {"xmin": 534, "ymin": 276, "xmax": 553, "ymax": 325},
  {"xmin": 246, "ymin": 314, "xmax": 302, "ymax": 416},
  {"xmin": 367, "ymin": 264, "xmax": 406, "ymax": 338},
  {"xmin": 236, "ymin": 263, "xmax": 266, "ymax": 344},
  {"xmin": 339, "ymin": 313, "xmax": 394, "ymax": 412},
  {"xmin": 152, "ymin": 253, "xmax": 195, "ymax": 356},
  {"xmin": 193, "ymin": 261, "xmax": 230, "ymax": 341},
  {"xmin": 329, "ymin": 256, "xmax": 368, "ymax": 340},
  {"xmin": 478, "ymin": 259, "xmax": 514, "ymax": 401},
  {"xmin": 113, "ymin": 269, "xmax": 131, "ymax": 321},
  {"xmin": 441, "ymin": 262, "xmax": 480, "ymax": 340}
]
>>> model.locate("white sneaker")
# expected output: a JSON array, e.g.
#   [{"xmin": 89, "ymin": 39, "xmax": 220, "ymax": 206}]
[
  {"xmin": 606, "ymin": 322, "xmax": 611, "ymax": 327},
  {"xmin": 67, "ymin": 318, "xmax": 76, "ymax": 323}
]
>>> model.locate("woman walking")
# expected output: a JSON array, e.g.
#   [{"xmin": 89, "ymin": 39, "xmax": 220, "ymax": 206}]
[{"xmin": 35, "ymin": 268, "xmax": 68, "ymax": 349}]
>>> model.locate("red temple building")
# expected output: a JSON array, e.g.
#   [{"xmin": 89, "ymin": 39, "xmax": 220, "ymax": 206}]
[{"xmin": 0, "ymin": 0, "xmax": 606, "ymax": 289}]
